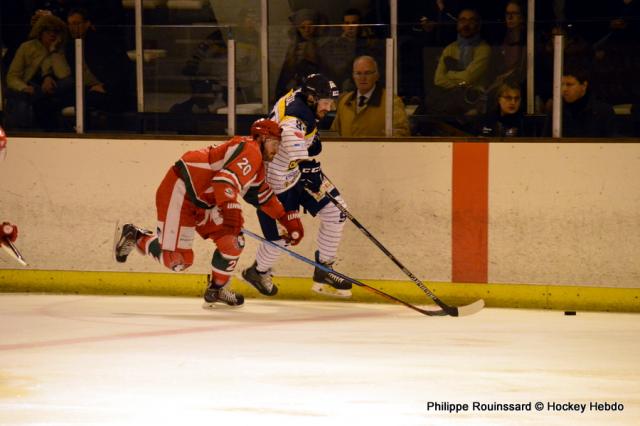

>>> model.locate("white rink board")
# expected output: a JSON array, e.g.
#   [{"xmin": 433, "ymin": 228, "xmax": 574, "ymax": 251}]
[
  {"xmin": 1, "ymin": 137, "xmax": 640, "ymax": 288},
  {"xmin": 489, "ymin": 143, "xmax": 640, "ymax": 287}
]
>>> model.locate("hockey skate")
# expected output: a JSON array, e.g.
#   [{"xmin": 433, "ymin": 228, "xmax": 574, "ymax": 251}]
[
  {"xmin": 202, "ymin": 280, "xmax": 244, "ymax": 308},
  {"xmin": 311, "ymin": 251, "xmax": 352, "ymax": 298},
  {"xmin": 114, "ymin": 223, "xmax": 150, "ymax": 263},
  {"xmin": 241, "ymin": 261, "xmax": 278, "ymax": 296}
]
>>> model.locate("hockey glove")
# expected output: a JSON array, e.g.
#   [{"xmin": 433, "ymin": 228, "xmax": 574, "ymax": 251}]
[
  {"xmin": 307, "ymin": 135, "xmax": 322, "ymax": 156},
  {"xmin": 1, "ymin": 222, "xmax": 18, "ymax": 243},
  {"xmin": 219, "ymin": 202, "xmax": 243, "ymax": 234},
  {"xmin": 278, "ymin": 211, "xmax": 304, "ymax": 245},
  {"xmin": 299, "ymin": 159, "xmax": 323, "ymax": 193}
]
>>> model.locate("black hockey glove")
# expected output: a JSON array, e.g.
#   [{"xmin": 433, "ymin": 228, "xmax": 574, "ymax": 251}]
[
  {"xmin": 299, "ymin": 159, "xmax": 323, "ymax": 193},
  {"xmin": 307, "ymin": 135, "xmax": 322, "ymax": 156}
]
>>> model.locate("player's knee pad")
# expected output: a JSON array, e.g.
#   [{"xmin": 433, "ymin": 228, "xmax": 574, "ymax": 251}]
[
  {"xmin": 215, "ymin": 233, "xmax": 245, "ymax": 257},
  {"xmin": 161, "ymin": 249, "xmax": 194, "ymax": 272},
  {"xmin": 318, "ymin": 199, "xmax": 347, "ymax": 224}
]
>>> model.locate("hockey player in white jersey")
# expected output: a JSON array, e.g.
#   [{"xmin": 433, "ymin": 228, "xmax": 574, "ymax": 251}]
[{"xmin": 242, "ymin": 74, "xmax": 352, "ymax": 298}]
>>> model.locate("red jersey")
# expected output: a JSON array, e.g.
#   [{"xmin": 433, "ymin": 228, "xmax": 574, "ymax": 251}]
[{"xmin": 174, "ymin": 136, "xmax": 284, "ymax": 219}]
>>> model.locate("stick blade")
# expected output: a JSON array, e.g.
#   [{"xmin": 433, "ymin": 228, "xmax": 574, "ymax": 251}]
[
  {"xmin": 417, "ymin": 305, "xmax": 449, "ymax": 316},
  {"xmin": 2, "ymin": 238, "xmax": 28, "ymax": 266},
  {"xmin": 451, "ymin": 299, "xmax": 485, "ymax": 317}
]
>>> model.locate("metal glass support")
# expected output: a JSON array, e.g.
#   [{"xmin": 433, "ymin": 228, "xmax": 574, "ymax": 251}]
[
  {"xmin": 526, "ymin": 0, "xmax": 535, "ymax": 114},
  {"xmin": 135, "ymin": 0, "xmax": 144, "ymax": 113},
  {"xmin": 390, "ymin": 0, "xmax": 397, "ymax": 93},
  {"xmin": 227, "ymin": 39, "xmax": 236, "ymax": 136},
  {"xmin": 74, "ymin": 38, "xmax": 84, "ymax": 134},
  {"xmin": 552, "ymin": 34, "xmax": 564, "ymax": 138},
  {"xmin": 385, "ymin": 38, "xmax": 394, "ymax": 137},
  {"xmin": 260, "ymin": 0, "xmax": 269, "ymax": 113}
]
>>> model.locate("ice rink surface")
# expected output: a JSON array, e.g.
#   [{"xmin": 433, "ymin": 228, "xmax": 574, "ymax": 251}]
[{"xmin": 0, "ymin": 294, "xmax": 638, "ymax": 426}]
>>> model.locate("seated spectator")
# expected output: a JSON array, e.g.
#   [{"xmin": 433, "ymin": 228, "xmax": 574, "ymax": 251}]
[
  {"xmin": 544, "ymin": 63, "xmax": 616, "ymax": 137},
  {"xmin": 477, "ymin": 82, "xmax": 527, "ymax": 137},
  {"xmin": 397, "ymin": 0, "xmax": 460, "ymax": 102},
  {"xmin": 6, "ymin": 14, "xmax": 71, "ymax": 130},
  {"xmin": 330, "ymin": 55, "xmax": 410, "ymax": 137},
  {"xmin": 275, "ymin": 9, "xmax": 322, "ymax": 98},
  {"xmin": 319, "ymin": 8, "xmax": 381, "ymax": 93},
  {"xmin": 426, "ymin": 8, "xmax": 491, "ymax": 116},
  {"xmin": 64, "ymin": 8, "xmax": 134, "ymax": 114},
  {"xmin": 535, "ymin": 25, "xmax": 591, "ymax": 113}
]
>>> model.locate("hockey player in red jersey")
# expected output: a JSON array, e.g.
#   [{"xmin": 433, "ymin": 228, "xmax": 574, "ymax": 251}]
[
  {"xmin": 0, "ymin": 126, "xmax": 25, "ymax": 265},
  {"xmin": 114, "ymin": 119, "xmax": 303, "ymax": 307},
  {"xmin": 1, "ymin": 127, "xmax": 19, "ymax": 251}
]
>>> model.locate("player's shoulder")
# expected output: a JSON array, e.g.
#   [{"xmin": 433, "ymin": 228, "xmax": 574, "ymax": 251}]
[
  {"xmin": 285, "ymin": 96, "xmax": 314, "ymax": 123},
  {"xmin": 233, "ymin": 137, "xmax": 263, "ymax": 162}
]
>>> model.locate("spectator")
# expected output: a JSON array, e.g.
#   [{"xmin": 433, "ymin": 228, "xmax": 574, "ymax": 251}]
[
  {"xmin": 588, "ymin": 0, "xmax": 640, "ymax": 106},
  {"xmin": 234, "ymin": 7, "xmax": 261, "ymax": 102},
  {"xmin": 65, "ymin": 8, "xmax": 134, "ymax": 114},
  {"xmin": 330, "ymin": 55, "xmax": 410, "ymax": 137},
  {"xmin": 275, "ymin": 8, "xmax": 322, "ymax": 98},
  {"xmin": 477, "ymin": 82, "xmax": 527, "ymax": 137},
  {"xmin": 534, "ymin": 25, "xmax": 591, "ymax": 113},
  {"xmin": 6, "ymin": 14, "xmax": 71, "ymax": 130},
  {"xmin": 319, "ymin": 8, "xmax": 381, "ymax": 93},
  {"xmin": 544, "ymin": 63, "xmax": 616, "ymax": 137},
  {"xmin": 397, "ymin": 0, "xmax": 460, "ymax": 102},
  {"xmin": 491, "ymin": 1, "xmax": 526, "ymax": 89},
  {"xmin": 426, "ymin": 8, "xmax": 491, "ymax": 116}
]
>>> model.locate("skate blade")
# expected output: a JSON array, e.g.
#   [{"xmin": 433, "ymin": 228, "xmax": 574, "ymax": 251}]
[
  {"xmin": 201, "ymin": 301, "xmax": 244, "ymax": 310},
  {"xmin": 311, "ymin": 283, "xmax": 352, "ymax": 298}
]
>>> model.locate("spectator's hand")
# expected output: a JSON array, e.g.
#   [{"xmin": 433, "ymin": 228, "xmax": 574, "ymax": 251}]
[
  {"xmin": 22, "ymin": 86, "xmax": 35, "ymax": 95},
  {"xmin": 42, "ymin": 77, "xmax": 57, "ymax": 95},
  {"xmin": 610, "ymin": 19, "xmax": 627, "ymax": 30},
  {"xmin": 444, "ymin": 56, "xmax": 463, "ymax": 71},
  {"xmin": 419, "ymin": 16, "xmax": 436, "ymax": 32},
  {"xmin": 89, "ymin": 83, "xmax": 106, "ymax": 94}
]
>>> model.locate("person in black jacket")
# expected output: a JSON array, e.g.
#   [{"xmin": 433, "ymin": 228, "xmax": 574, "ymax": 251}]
[
  {"xmin": 65, "ymin": 7, "xmax": 134, "ymax": 113},
  {"xmin": 478, "ymin": 82, "xmax": 527, "ymax": 137},
  {"xmin": 545, "ymin": 63, "xmax": 617, "ymax": 137}
]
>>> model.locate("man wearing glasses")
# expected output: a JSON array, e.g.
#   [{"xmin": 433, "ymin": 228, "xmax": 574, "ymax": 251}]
[{"xmin": 330, "ymin": 55, "xmax": 410, "ymax": 136}]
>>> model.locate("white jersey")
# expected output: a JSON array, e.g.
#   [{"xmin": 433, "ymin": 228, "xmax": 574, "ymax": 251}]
[{"xmin": 266, "ymin": 90, "xmax": 318, "ymax": 194}]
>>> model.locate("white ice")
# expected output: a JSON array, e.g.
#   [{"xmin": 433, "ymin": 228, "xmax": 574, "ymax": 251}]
[{"xmin": 0, "ymin": 294, "xmax": 638, "ymax": 425}]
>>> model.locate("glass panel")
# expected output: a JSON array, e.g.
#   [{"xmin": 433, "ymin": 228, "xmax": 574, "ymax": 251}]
[
  {"xmin": 2, "ymin": 1, "xmax": 639, "ymax": 137},
  {"xmin": 268, "ymin": 1, "xmax": 391, "ymax": 135}
]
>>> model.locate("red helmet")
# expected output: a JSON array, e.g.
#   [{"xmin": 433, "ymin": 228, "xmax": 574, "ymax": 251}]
[{"xmin": 250, "ymin": 118, "xmax": 281, "ymax": 141}]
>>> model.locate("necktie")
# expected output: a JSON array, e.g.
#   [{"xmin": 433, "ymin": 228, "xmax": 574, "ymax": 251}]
[{"xmin": 358, "ymin": 95, "xmax": 367, "ymax": 107}]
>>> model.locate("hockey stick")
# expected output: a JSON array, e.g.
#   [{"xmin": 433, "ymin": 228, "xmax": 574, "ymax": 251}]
[
  {"xmin": 1, "ymin": 237, "xmax": 28, "ymax": 266},
  {"xmin": 242, "ymin": 228, "xmax": 448, "ymax": 317},
  {"xmin": 306, "ymin": 185, "xmax": 484, "ymax": 317}
]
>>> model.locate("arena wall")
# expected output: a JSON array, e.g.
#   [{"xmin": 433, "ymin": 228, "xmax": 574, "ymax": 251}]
[{"xmin": 1, "ymin": 137, "xmax": 639, "ymax": 311}]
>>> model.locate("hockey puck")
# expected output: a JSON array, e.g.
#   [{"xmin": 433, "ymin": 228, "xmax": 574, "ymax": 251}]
[{"xmin": 564, "ymin": 311, "xmax": 576, "ymax": 315}]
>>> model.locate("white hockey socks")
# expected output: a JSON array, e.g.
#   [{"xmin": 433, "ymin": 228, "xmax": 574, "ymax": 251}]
[{"xmin": 316, "ymin": 196, "xmax": 346, "ymax": 263}]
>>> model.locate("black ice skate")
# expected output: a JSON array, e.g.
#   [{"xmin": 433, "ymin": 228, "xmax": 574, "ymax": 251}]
[
  {"xmin": 202, "ymin": 280, "xmax": 244, "ymax": 308},
  {"xmin": 241, "ymin": 261, "xmax": 278, "ymax": 296},
  {"xmin": 114, "ymin": 223, "xmax": 150, "ymax": 263},
  {"xmin": 311, "ymin": 251, "xmax": 352, "ymax": 298}
]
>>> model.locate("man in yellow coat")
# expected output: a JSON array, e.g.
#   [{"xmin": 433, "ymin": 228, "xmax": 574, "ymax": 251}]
[{"xmin": 330, "ymin": 55, "xmax": 410, "ymax": 137}]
